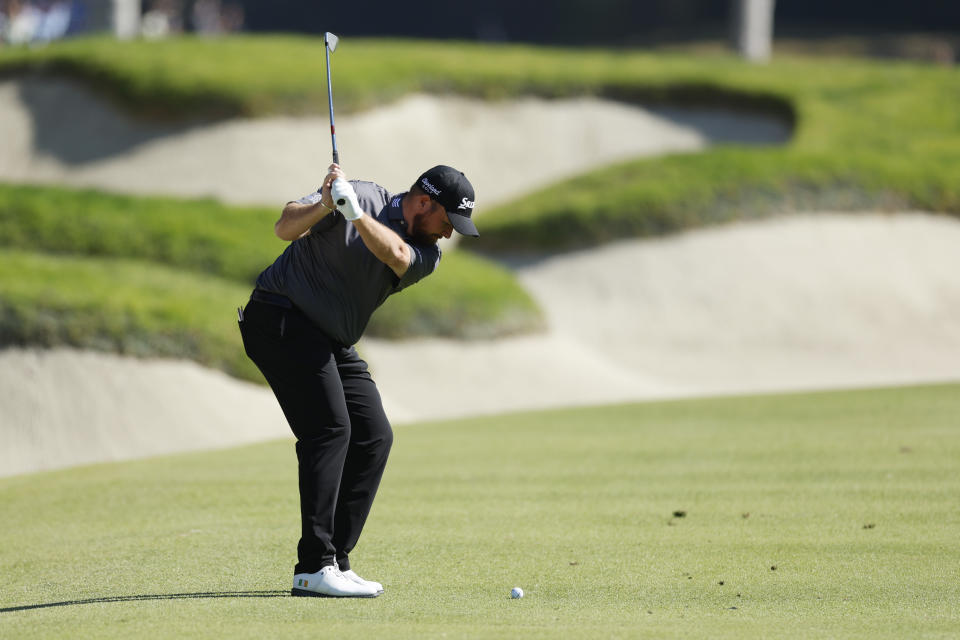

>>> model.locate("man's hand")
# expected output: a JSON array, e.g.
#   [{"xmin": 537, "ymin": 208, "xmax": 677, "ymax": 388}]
[{"xmin": 331, "ymin": 178, "xmax": 365, "ymax": 221}]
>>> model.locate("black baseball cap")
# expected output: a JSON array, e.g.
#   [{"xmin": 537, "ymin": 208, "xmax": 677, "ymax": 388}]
[{"xmin": 416, "ymin": 165, "xmax": 478, "ymax": 237}]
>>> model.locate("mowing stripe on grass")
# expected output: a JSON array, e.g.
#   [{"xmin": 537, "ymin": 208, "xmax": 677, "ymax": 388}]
[{"xmin": 1, "ymin": 383, "xmax": 957, "ymax": 638}]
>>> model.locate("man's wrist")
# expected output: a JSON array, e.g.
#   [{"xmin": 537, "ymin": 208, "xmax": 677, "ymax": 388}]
[
  {"xmin": 331, "ymin": 178, "xmax": 364, "ymax": 220},
  {"xmin": 340, "ymin": 203, "xmax": 364, "ymax": 221}
]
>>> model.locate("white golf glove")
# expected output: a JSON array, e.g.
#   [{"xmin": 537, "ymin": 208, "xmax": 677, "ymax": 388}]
[{"xmin": 331, "ymin": 178, "xmax": 364, "ymax": 221}]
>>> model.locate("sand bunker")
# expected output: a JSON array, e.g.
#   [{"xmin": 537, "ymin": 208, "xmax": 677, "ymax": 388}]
[
  {"xmin": 365, "ymin": 211, "xmax": 960, "ymax": 424},
  {"xmin": 0, "ymin": 76, "xmax": 789, "ymax": 207},
  {"xmin": 2, "ymin": 76, "xmax": 957, "ymax": 477},
  {"xmin": 0, "ymin": 348, "xmax": 287, "ymax": 477},
  {"xmin": 5, "ymin": 211, "xmax": 959, "ymax": 477}
]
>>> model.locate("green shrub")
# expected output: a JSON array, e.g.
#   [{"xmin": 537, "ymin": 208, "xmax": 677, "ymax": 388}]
[
  {"xmin": 471, "ymin": 149, "xmax": 957, "ymax": 251},
  {"xmin": 0, "ymin": 249, "xmax": 259, "ymax": 381},
  {"xmin": 0, "ymin": 185, "xmax": 542, "ymax": 368},
  {"xmin": 0, "ymin": 184, "xmax": 280, "ymax": 283},
  {"xmin": 369, "ymin": 250, "xmax": 543, "ymax": 339},
  {"xmin": 472, "ymin": 57, "xmax": 960, "ymax": 250},
  {"xmin": 0, "ymin": 183, "xmax": 542, "ymax": 341}
]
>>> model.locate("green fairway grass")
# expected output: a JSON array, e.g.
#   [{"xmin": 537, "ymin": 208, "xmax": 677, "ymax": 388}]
[{"xmin": 2, "ymin": 383, "xmax": 958, "ymax": 638}]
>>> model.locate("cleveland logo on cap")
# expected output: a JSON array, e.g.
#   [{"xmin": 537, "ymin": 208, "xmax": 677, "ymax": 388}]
[{"xmin": 420, "ymin": 178, "xmax": 442, "ymax": 197}]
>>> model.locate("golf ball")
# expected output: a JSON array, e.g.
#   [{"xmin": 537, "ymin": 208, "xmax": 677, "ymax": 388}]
[{"xmin": 511, "ymin": 587, "xmax": 524, "ymax": 599}]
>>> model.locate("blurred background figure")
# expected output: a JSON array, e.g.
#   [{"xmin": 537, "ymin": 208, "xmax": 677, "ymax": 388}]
[
  {"xmin": 141, "ymin": 0, "xmax": 181, "ymax": 39},
  {"xmin": 4, "ymin": 0, "xmax": 43, "ymax": 44},
  {"xmin": 0, "ymin": 0, "xmax": 242, "ymax": 43},
  {"xmin": 191, "ymin": 0, "xmax": 220, "ymax": 34},
  {"xmin": 0, "ymin": 0, "xmax": 953, "ymax": 64},
  {"xmin": 191, "ymin": 0, "xmax": 242, "ymax": 36},
  {"xmin": 35, "ymin": 1, "xmax": 73, "ymax": 42},
  {"xmin": 141, "ymin": 0, "xmax": 242, "ymax": 38},
  {"xmin": 1, "ymin": 0, "xmax": 85, "ymax": 44}
]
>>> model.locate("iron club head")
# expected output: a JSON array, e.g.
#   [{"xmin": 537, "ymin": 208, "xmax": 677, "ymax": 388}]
[{"xmin": 325, "ymin": 32, "xmax": 339, "ymax": 52}]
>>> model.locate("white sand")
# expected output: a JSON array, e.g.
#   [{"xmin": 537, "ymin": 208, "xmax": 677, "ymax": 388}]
[
  {"xmin": 0, "ymin": 348, "xmax": 287, "ymax": 477},
  {"xmin": 2, "ymin": 76, "xmax": 957, "ymax": 477},
  {"xmin": 364, "ymin": 212, "xmax": 960, "ymax": 422},
  {"xmin": 0, "ymin": 76, "xmax": 787, "ymax": 207}
]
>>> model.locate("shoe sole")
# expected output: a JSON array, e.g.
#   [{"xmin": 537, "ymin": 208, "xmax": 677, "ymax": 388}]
[{"xmin": 291, "ymin": 587, "xmax": 380, "ymax": 598}]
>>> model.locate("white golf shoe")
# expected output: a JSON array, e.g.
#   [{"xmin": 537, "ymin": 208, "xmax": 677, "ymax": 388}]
[
  {"xmin": 292, "ymin": 565, "xmax": 379, "ymax": 598},
  {"xmin": 341, "ymin": 569, "xmax": 384, "ymax": 594}
]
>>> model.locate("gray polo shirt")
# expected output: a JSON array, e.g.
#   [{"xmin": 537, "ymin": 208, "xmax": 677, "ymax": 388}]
[{"xmin": 254, "ymin": 180, "xmax": 441, "ymax": 346}]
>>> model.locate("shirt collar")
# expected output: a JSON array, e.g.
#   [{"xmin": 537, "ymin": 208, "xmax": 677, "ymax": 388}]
[{"xmin": 388, "ymin": 193, "xmax": 407, "ymax": 230}]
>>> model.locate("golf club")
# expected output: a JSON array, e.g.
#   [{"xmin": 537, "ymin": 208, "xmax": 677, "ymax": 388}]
[
  {"xmin": 324, "ymin": 31, "xmax": 348, "ymax": 206},
  {"xmin": 324, "ymin": 31, "xmax": 339, "ymax": 166}
]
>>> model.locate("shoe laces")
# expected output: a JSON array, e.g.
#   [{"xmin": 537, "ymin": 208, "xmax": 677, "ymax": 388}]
[{"xmin": 323, "ymin": 564, "xmax": 347, "ymax": 579}]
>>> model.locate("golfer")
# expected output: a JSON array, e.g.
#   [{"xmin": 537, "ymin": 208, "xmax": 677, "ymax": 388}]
[{"xmin": 238, "ymin": 163, "xmax": 478, "ymax": 598}]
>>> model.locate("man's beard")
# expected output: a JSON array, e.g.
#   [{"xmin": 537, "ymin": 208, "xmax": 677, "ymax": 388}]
[{"xmin": 409, "ymin": 212, "xmax": 440, "ymax": 245}]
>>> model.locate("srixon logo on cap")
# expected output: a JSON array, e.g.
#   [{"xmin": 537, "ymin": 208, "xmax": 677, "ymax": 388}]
[{"xmin": 459, "ymin": 197, "xmax": 474, "ymax": 210}]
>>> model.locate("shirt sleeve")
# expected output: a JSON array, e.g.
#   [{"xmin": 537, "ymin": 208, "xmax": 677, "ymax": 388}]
[
  {"xmin": 293, "ymin": 189, "xmax": 323, "ymax": 205},
  {"xmin": 395, "ymin": 242, "xmax": 441, "ymax": 291},
  {"xmin": 287, "ymin": 189, "xmax": 340, "ymax": 234}
]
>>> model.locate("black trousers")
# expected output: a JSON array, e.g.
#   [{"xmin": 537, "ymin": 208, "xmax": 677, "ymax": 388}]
[{"xmin": 239, "ymin": 298, "xmax": 393, "ymax": 574}]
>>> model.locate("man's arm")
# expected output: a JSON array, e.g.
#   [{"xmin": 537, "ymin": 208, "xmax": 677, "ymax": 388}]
[
  {"xmin": 352, "ymin": 214, "xmax": 412, "ymax": 278},
  {"xmin": 273, "ymin": 163, "xmax": 341, "ymax": 241},
  {"xmin": 331, "ymin": 175, "xmax": 412, "ymax": 279},
  {"xmin": 274, "ymin": 199, "xmax": 335, "ymax": 241}
]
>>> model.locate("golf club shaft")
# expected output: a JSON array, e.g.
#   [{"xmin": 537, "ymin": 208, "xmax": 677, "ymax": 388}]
[{"xmin": 325, "ymin": 41, "xmax": 339, "ymax": 165}]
